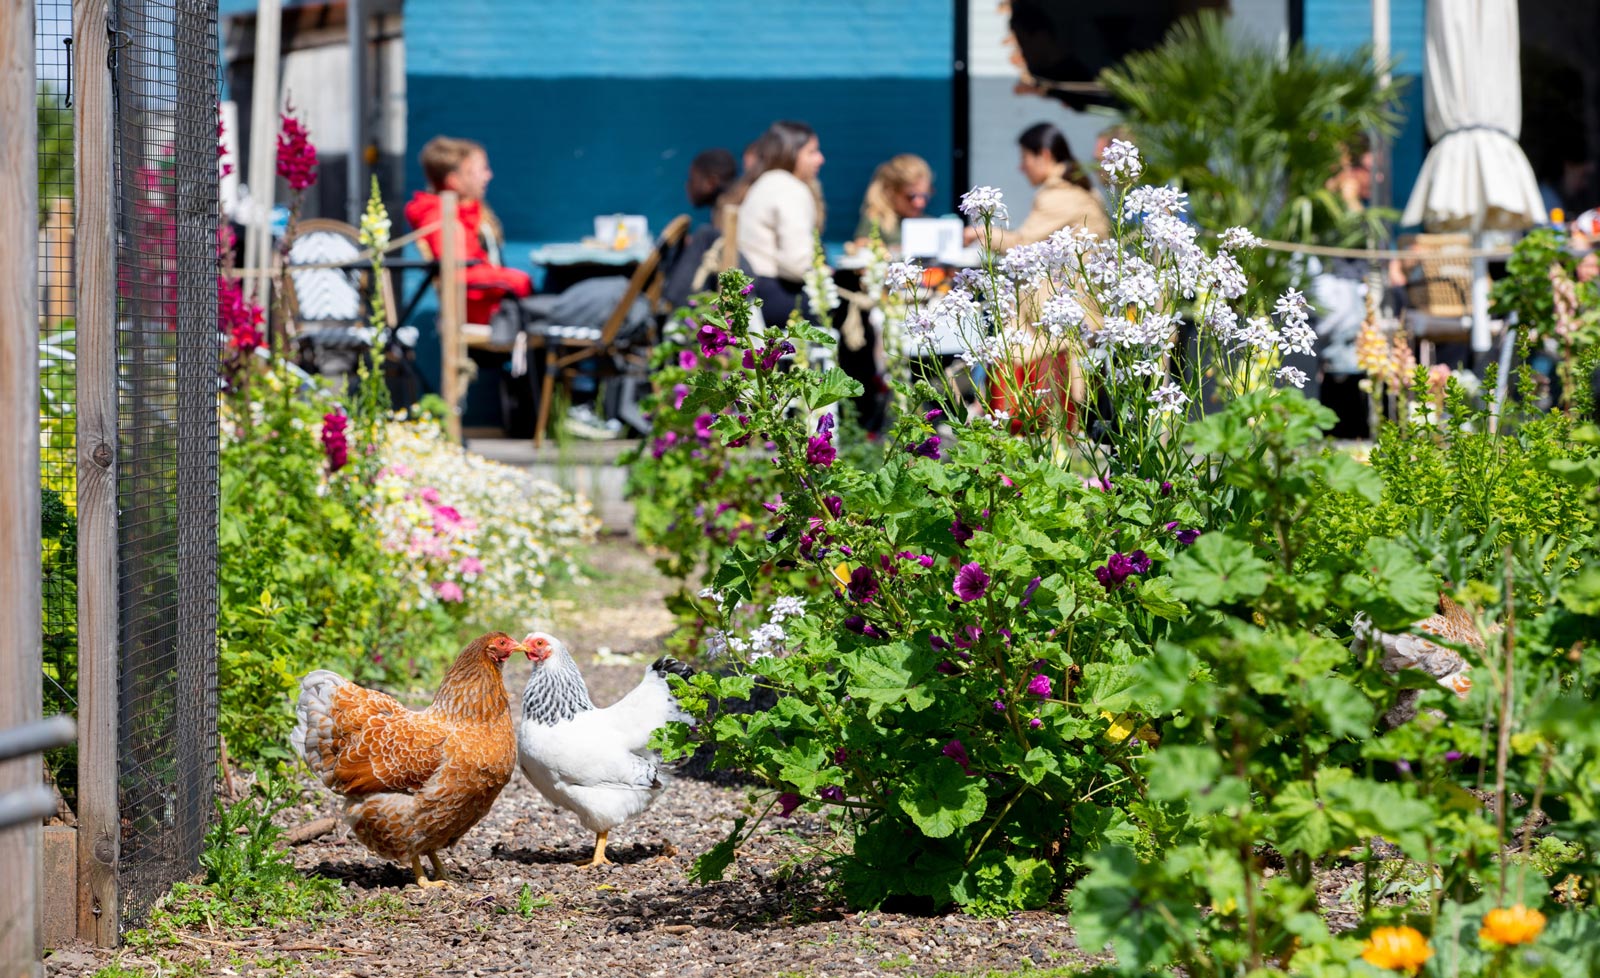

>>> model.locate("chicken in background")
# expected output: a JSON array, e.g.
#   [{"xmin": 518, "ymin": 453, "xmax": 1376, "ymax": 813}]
[
  {"xmin": 516, "ymin": 631, "xmax": 695, "ymax": 868},
  {"xmin": 291, "ymin": 631, "xmax": 542, "ymax": 887},
  {"xmin": 1353, "ymin": 594, "xmax": 1481, "ymax": 729}
]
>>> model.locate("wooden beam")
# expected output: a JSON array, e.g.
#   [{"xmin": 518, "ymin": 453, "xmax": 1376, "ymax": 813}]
[
  {"xmin": 438, "ymin": 191, "xmax": 464, "ymax": 443},
  {"xmin": 0, "ymin": 0, "xmax": 44, "ymax": 968},
  {"xmin": 242, "ymin": 0, "xmax": 282, "ymax": 310},
  {"xmin": 73, "ymin": 0, "xmax": 120, "ymax": 947}
]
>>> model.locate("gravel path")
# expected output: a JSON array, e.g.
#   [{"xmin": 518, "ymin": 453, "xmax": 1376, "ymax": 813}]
[{"xmin": 45, "ymin": 537, "xmax": 1099, "ymax": 978}]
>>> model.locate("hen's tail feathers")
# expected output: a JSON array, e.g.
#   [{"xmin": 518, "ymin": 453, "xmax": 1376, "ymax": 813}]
[
  {"xmin": 651, "ymin": 657, "xmax": 695, "ymax": 680},
  {"xmin": 292, "ymin": 669, "xmax": 349, "ymax": 789}
]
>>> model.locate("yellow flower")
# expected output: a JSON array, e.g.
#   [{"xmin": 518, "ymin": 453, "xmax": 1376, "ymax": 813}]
[
  {"xmin": 832, "ymin": 562, "xmax": 852, "ymax": 587},
  {"xmin": 1360, "ymin": 926, "xmax": 1433, "ymax": 974},
  {"xmin": 1480, "ymin": 904, "xmax": 1546, "ymax": 946}
]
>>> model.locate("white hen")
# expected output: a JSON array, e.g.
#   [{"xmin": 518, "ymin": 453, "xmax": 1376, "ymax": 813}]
[{"xmin": 515, "ymin": 631, "xmax": 695, "ymax": 867}]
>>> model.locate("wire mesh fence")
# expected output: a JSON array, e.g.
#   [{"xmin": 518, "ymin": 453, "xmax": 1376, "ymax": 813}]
[
  {"xmin": 38, "ymin": 0, "xmax": 81, "ymax": 811},
  {"xmin": 111, "ymin": 0, "xmax": 220, "ymax": 921}
]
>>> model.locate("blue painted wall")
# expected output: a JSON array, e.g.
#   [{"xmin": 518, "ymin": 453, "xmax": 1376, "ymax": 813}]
[
  {"xmin": 405, "ymin": 0, "xmax": 956, "ymax": 245},
  {"xmin": 1302, "ymin": 0, "xmax": 1427, "ymax": 215}
]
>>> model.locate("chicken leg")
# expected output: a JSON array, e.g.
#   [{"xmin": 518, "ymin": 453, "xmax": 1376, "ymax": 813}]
[
  {"xmin": 412, "ymin": 854, "xmax": 449, "ymax": 889},
  {"xmin": 427, "ymin": 852, "xmax": 452, "ymax": 882},
  {"xmin": 577, "ymin": 831, "xmax": 612, "ymax": 868}
]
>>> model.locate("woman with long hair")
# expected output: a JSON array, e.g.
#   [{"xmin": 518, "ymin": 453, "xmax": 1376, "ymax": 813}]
[
  {"xmin": 736, "ymin": 120, "xmax": 826, "ymax": 323},
  {"xmin": 966, "ymin": 122, "xmax": 1108, "ymax": 251},
  {"xmin": 854, "ymin": 154, "xmax": 933, "ymax": 246}
]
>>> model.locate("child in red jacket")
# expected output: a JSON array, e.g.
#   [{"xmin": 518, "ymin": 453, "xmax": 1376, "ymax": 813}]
[{"xmin": 403, "ymin": 137, "xmax": 533, "ymax": 325}]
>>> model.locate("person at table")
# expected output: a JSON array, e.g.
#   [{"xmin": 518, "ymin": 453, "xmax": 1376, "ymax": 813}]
[
  {"xmin": 403, "ymin": 136, "xmax": 534, "ymax": 327},
  {"xmin": 853, "ymin": 154, "xmax": 933, "ymax": 248},
  {"xmin": 737, "ymin": 120, "xmax": 826, "ymax": 323},
  {"xmin": 964, "ymin": 122, "xmax": 1108, "ymax": 251},
  {"xmin": 662, "ymin": 148, "xmax": 740, "ymax": 309}
]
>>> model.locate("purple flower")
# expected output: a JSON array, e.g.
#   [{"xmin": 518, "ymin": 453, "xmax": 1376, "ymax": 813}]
[
  {"xmin": 678, "ymin": 349, "xmax": 699, "ymax": 370},
  {"xmin": 775, "ymin": 792, "xmax": 802, "ymax": 818},
  {"xmin": 1029, "ymin": 717, "xmax": 1043, "ymax": 730},
  {"xmin": 740, "ymin": 282, "xmax": 755, "ymax": 296},
  {"xmin": 1019, "ymin": 576, "xmax": 1042, "ymax": 608},
  {"xmin": 817, "ymin": 413, "xmax": 836, "ymax": 434},
  {"xmin": 650, "ymin": 433, "xmax": 678, "ymax": 459},
  {"xmin": 762, "ymin": 496, "xmax": 784, "ymax": 514},
  {"xmin": 1176, "ymin": 528, "xmax": 1201, "ymax": 545},
  {"xmin": 806, "ymin": 435, "xmax": 837, "ymax": 467},
  {"xmin": 942, "ymin": 739, "xmax": 973, "ymax": 775},
  {"xmin": 924, "ymin": 408, "xmax": 944, "ymax": 422},
  {"xmin": 1085, "ymin": 475, "xmax": 1112, "ymax": 491},
  {"xmin": 819, "ymin": 786, "xmax": 845, "ymax": 802},
  {"xmin": 935, "ymin": 660, "xmax": 956, "ymax": 674},
  {"xmin": 834, "ymin": 747, "xmax": 850, "ymax": 765},
  {"xmin": 693, "ymin": 413, "xmax": 716, "ymax": 443},
  {"xmin": 1027, "ymin": 674, "xmax": 1052, "ymax": 698},
  {"xmin": 847, "ymin": 566, "xmax": 879, "ymax": 604},
  {"xmin": 951, "ymin": 515, "xmax": 976, "ymax": 545},
  {"xmin": 1159, "ymin": 480, "xmax": 1173, "ymax": 497},
  {"xmin": 824, "ymin": 495, "xmax": 844, "ymax": 518},
  {"xmin": 1094, "ymin": 551, "xmax": 1145, "ymax": 592},
  {"xmin": 1444, "ymin": 751, "xmax": 1464, "ymax": 762},
  {"xmin": 952, "ymin": 624, "xmax": 983, "ymax": 649},
  {"xmin": 992, "ymin": 699, "xmax": 1006, "ymax": 712},
  {"xmin": 930, "ymin": 635, "xmax": 950, "ymax": 652},
  {"xmin": 743, "ymin": 339, "xmax": 795, "ymax": 371},
  {"xmin": 320, "ymin": 411, "xmax": 349, "ymax": 472},
  {"xmin": 697, "ymin": 323, "xmax": 733, "ymax": 356},
  {"xmin": 671, "ymin": 383, "xmax": 690, "ymax": 409},
  {"xmin": 910, "ymin": 436, "xmax": 942, "ymax": 460},
  {"xmin": 953, "ymin": 562, "xmax": 991, "ymax": 602},
  {"xmin": 1127, "ymin": 550, "xmax": 1152, "ymax": 574},
  {"xmin": 842, "ymin": 614, "xmax": 884, "ymax": 639},
  {"xmin": 1396, "ymin": 759, "xmax": 1413, "ymax": 774}
]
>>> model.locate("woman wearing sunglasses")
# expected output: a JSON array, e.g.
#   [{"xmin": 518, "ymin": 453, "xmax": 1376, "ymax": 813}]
[{"xmin": 854, "ymin": 154, "xmax": 934, "ymax": 248}]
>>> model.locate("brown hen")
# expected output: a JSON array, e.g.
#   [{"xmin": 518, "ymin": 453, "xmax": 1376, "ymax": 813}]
[{"xmin": 291, "ymin": 631, "xmax": 544, "ymax": 887}]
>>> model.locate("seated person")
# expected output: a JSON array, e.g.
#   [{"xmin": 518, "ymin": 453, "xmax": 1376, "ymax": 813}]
[
  {"xmin": 964, "ymin": 123, "xmax": 1108, "ymax": 251},
  {"xmin": 661, "ymin": 148, "xmax": 739, "ymax": 309},
  {"xmin": 853, "ymin": 154, "xmax": 933, "ymax": 248},
  {"xmin": 403, "ymin": 137, "xmax": 534, "ymax": 329},
  {"xmin": 737, "ymin": 121, "xmax": 827, "ymax": 324}
]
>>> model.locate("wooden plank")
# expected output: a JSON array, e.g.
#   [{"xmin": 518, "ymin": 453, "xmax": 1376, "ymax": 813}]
[
  {"xmin": 242, "ymin": 0, "xmax": 282, "ymax": 311},
  {"xmin": 438, "ymin": 191, "xmax": 463, "ymax": 443},
  {"xmin": 73, "ymin": 0, "xmax": 121, "ymax": 947},
  {"xmin": 41, "ymin": 826, "xmax": 78, "ymax": 948},
  {"xmin": 0, "ymin": 0, "xmax": 44, "ymax": 970}
]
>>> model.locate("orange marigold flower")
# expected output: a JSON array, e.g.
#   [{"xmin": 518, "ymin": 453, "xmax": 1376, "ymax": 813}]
[
  {"xmin": 1480, "ymin": 904, "xmax": 1546, "ymax": 946},
  {"xmin": 1361, "ymin": 926, "xmax": 1434, "ymax": 974}
]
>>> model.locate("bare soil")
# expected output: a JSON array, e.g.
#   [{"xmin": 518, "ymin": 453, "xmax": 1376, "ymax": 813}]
[{"xmin": 44, "ymin": 536, "xmax": 1099, "ymax": 978}]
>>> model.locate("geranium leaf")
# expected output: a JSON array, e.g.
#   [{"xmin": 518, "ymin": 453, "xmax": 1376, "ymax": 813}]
[
  {"xmin": 1167, "ymin": 532, "xmax": 1270, "ymax": 605},
  {"xmin": 898, "ymin": 758, "xmax": 988, "ymax": 838}
]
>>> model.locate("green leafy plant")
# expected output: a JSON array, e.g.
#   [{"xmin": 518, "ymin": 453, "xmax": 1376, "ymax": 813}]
[{"xmin": 1491, "ymin": 228, "xmax": 1600, "ymax": 418}]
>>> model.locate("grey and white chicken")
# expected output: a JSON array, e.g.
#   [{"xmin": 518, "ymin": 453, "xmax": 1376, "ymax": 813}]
[
  {"xmin": 1352, "ymin": 595, "xmax": 1479, "ymax": 728},
  {"xmin": 515, "ymin": 631, "xmax": 695, "ymax": 867}
]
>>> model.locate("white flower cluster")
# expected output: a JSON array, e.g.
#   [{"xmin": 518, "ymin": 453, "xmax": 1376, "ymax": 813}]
[
  {"xmin": 1099, "ymin": 139, "xmax": 1143, "ymax": 185},
  {"xmin": 372, "ymin": 420, "xmax": 600, "ymax": 624},
  {"xmin": 803, "ymin": 233, "xmax": 840, "ymax": 321},
  {"xmin": 959, "ymin": 185, "xmax": 1008, "ymax": 224}
]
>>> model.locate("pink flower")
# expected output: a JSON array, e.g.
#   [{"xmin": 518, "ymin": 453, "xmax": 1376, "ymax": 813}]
[
  {"xmin": 806, "ymin": 435, "xmax": 836, "ymax": 467},
  {"xmin": 953, "ymin": 562, "xmax": 990, "ymax": 602},
  {"xmin": 672, "ymin": 383, "xmax": 690, "ymax": 409},
  {"xmin": 775, "ymin": 792, "xmax": 802, "ymax": 817},
  {"xmin": 420, "ymin": 487, "xmax": 441, "ymax": 505},
  {"xmin": 275, "ymin": 103, "xmax": 318, "ymax": 193},
  {"xmin": 320, "ymin": 412, "xmax": 349, "ymax": 472},
  {"xmin": 679, "ymin": 349, "xmax": 699, "ymax": 370},
  {"xmin": 1027, "ymin": 674, "xmax": 1052, "ymax": 698},
  {"xmin": 433, "ymin": 580, "xmax": 464, "ymax": 602},
  {"xmin": 457, "ymin": 556, "xmax": 484, "ymax": 575},
  {"xmin": 433, "ymin": 505, "xmax": 463, "ymax": 525}
]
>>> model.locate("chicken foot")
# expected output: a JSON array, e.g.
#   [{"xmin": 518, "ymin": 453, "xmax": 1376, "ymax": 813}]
[
  {"xmin": 427, "ymin": 852, "xmax": 452, "ymax": 881},
  {"xmin": 411, "ymin": 854, "xmax": 450, "ymax": 889},
  {"xmin": 577, "ymin": 831, "xmax": 612, "ymax": 868}
]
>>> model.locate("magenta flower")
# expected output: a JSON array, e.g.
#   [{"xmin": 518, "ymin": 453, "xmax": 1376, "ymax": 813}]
[
  {"xmin": 846, "ymin": 566, "xmax": 878, "ymax": 604},
  {"xmin": 950, "ymin": 514, "xmax": 976, "ymax": 545},
  {"xmin": 896, "ymin": 551, "xmax": 934, "ymax": 568},
  {"xmin": 992, "ymin": 699, "xmax": 1006, "ymax": 712},
  {"xmin": 775, "ymin": 792, "xmax": 802, "ymax": 817},
  {"xmin": 952, "ymin": 624, "xmax": 982, "ymax": 649},
  {"xmin": 806, "ymin": 435, "xmax": 836, "ymax": 467},
  {"xmin": 833, "ymin": 747, "xmax": 850, "ymax": 765},
  {"xmin": 1084, "ymin": 475, "xmax": 1112, "ymax": 492},
  {"xmin": 1094, "ymin": 551, "xmax": 1150, "ymax": 592},
  {"xmin": 433, "ymin": 580, "xmax": 464, "ymax": 603},
  {"xmin": 1019, "ymin": 576, "xmax": 1042, "ymax": 608},
  {"xmin": 1027, "ymin": 674, "xmax": 1052, "ymax": 698},
  {"xmin": 819, "ymin": 786, "xmax": 845, "ymax": 802},
  {"xmin": 824, "ymin": 495, "xmax": 843, "ymax": 517},
  {"xmin": 1029, "ymin": 717, "xmax": 1043, "ymax": 730},
  {"xmin": 1128, "ymin": 550, "xmax": 1152, "ymax": 574},
  {"xmin": 672, "ymin": 383, "xmax": 690, "ymax": 409},
  {"xmin": 842, "ymin": 614, "xmax": 884, "ymax": 639},
  {"xmin": 953, "ymin": 562, "xmax": 991, "ymax": 602},
  {"xmin": 924, "ymin": 408, "xmax": 944, "ymax": 422},
  {"xmin": 697, "ymin": 323, "xmax": 733, "ymax": 356},
  {"xmin": 930, "ymin": 635, "xmax": 950, "ymax": 651},
  {"xmin": 909, "ymin": 436, "xmax": 941, "ymax": 460},
  {"xmin": 1176, "ymin": 528, "xmax": 1201, "ymax": 545},
  {"xmin": 651, "ymin": 432, "xmax": 678, "ymax": 458},
  {"xmin": 320, "ymin": 411, "xmax": 349, "ymax": 472},
  {"xmin": 275, "ymin": 103, "xmax": 318, "ymax": 192},
  {"xmin": 1159, "ymin": 480, "xmax": 1173, "ymax": 496},
  {"xmin": 743, "ymin": 339, "xmax": 795, "ymax": 371},
  {"xmin": 740, "ymin": 281, "xmax": 755, "ymax": 296},
  {"xmin": 942, "ymin": 739, "xmax": 973, "ymax": 775},
  {"xmin": 678, "ymin": 349, "xmax": 699, "ymax": 370},
  {"xmin": 693, "ymin": 413, "xmax": 716, "ymax": 443}
]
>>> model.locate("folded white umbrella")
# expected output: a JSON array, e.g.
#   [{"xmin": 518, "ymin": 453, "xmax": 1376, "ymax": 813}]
[{"xmin": 1401, "ymin": 0, "xmax": 1546, "ymax": 351}]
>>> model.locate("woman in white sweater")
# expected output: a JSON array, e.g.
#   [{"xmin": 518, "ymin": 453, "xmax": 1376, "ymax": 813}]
[{"xmin": 736, "ymin": 121, "xmax": 826, "ymax": 324}]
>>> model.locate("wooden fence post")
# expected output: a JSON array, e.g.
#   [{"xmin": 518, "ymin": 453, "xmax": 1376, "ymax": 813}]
[
  {"xmin": 0, "ymin": 0, "xmax": 44, "ymax": 969},
  {"xmin": 73, "ymin": 0, "xmax": 121, "ymax": 947},
  {"xmin": 438, "ymin": 191, "xmax": 464, "ymax": 443}
]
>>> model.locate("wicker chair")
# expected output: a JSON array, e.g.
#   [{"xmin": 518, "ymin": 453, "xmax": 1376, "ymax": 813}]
[
  {"xmin": 1400, "ymin": 233, "xmax": 1487, "ymax": 362},
  {"xmin": 282, "ymin": 218, "xmax": 395, "ymax": 377}
]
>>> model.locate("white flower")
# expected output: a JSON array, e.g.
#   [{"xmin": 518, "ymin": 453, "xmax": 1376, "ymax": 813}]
[
  {"xmin": 1221, "ymin": 227, "xmax": 1260, "ymax": 250},
  {"xmin": 1141, "ymin": 212, "xmax": 1197, "ymax": 256},
  {"xmin": 1206, "ymin": 305, "xmax": 1240, "ymax": 342},
  {"xmin": 803, "ymin": 236, "xmax": 840, "ymax": 318},
  {"xmin": 359, "ymin": 187, "xmax": 391, "ymax": 253},
  {"xmin": 768, "ymin": 596, "xmax": 807, "ymax": 622},
  {"xmin": 987, "ymin": 408, "xmax": 1011, "ymax": 428},
  {"xmin": 1099, "ymin": 139, "xmax": 1143, "ymax": 184},
  {"xmin": 905, "ymin": 311, "xmax": 937, "ymax": 347},
  {"xmin": 884, "ymin": 261, "xmax": 921, "ymax": 294},
  {"xmin": 749, "ymin": 621, "xmax": 788, "ymax": 655},
  {"xmin": 1276, "ymin": 365, "xmax": 1309, "ymax": 388},
  {"xmin": 1274, "ymin": 288, "xmax": 1312, "ymax": 329},
  {"xmin": 1204, "ymin": 253, "xmax": 1249, "ymax": 300},
  {"xmin": 1123, "ymin": 185, "xmax": 1188, "ymax": 220},
  {"xmin": 1129, "ymin": 359, "xmax": 1163, "ymax": 377},
  {"xmin": 1278, "ymin": 321, "xmax": 1316, "ymax": 357},
  {"xmin": 703, "ymin": 630, "xmax": 730, "ymax": 659},
  {"xmin": 1037, "ymin": 293, "xmax": 1086, "ymax": 337},
  {"xmin": 932, "ymin": 288, "xmax": 981, "ymax": 335},
  {"xmin": 959, "ymin": 186, "xmax": 1008, "ymax": 224},
  {"xmin": 1236, "ymin": 315, "xmax": 1279, "ymax": 353},
  {"xmin": 1148, "ymin": 382, "xmax": 1190, "ymax": 415}
]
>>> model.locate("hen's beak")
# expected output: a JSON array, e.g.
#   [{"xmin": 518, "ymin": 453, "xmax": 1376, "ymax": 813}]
[{"xmin": 523, "ymin": 634, "xmax": 554, "ymax": 663}]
